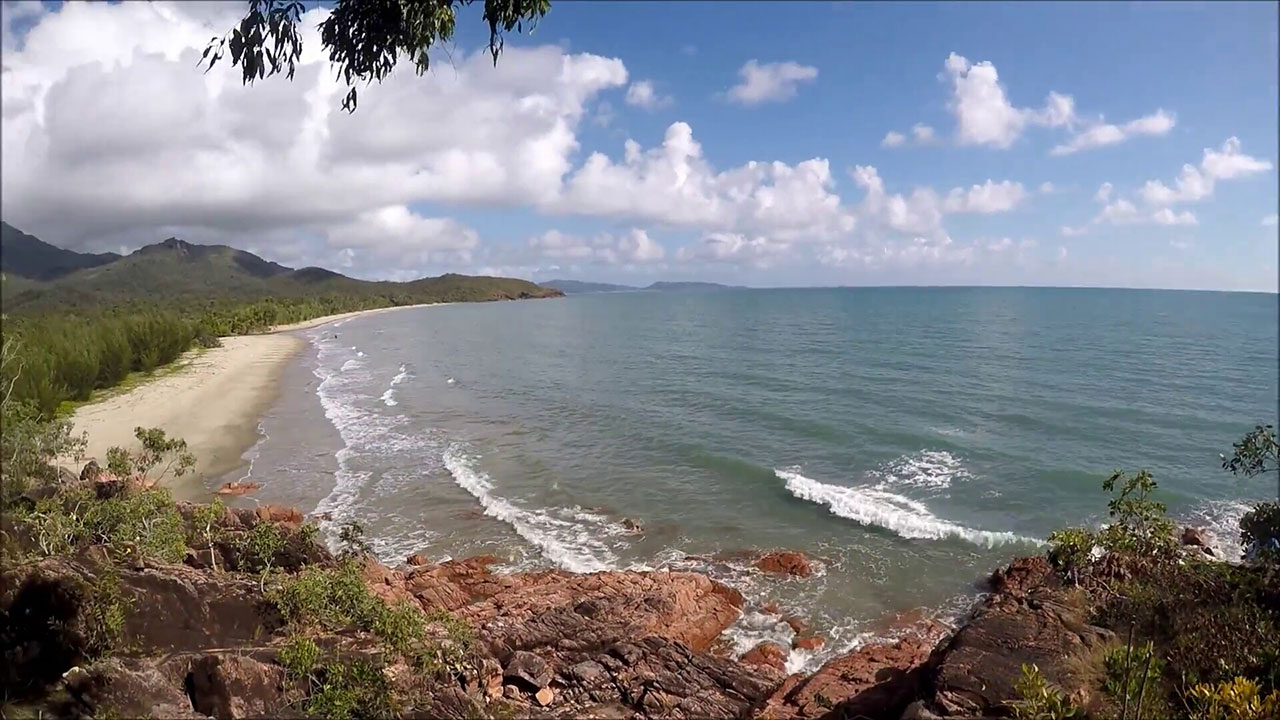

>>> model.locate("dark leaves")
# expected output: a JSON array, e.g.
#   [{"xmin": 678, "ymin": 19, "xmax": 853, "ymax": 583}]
[{"xmin": 206, "ymin": 0, "xmax": 550, "ymax": 113}]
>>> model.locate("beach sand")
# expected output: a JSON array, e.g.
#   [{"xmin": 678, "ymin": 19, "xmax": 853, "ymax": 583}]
[{"xmin": 68, "ymin": 303, "xmax": 441, "ymax": 499}]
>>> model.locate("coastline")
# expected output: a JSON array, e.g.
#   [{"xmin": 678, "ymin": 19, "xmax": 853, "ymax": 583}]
[{"xmin": 68, "ymin": 302, "xmax": 447, "ymax": 499}]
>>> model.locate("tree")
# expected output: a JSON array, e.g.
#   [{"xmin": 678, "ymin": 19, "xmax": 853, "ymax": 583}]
[
  {"xmin": 203, "ymin": 0, "xmax": 552, "ymax": 113},
  {"xmin": 1221, "ymin": 424, "xmax": 1280, "ymax": 563}
]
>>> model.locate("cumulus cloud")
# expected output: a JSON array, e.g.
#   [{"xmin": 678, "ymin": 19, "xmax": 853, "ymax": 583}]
[
  {"xmin": 516, "ymin": 228, "xmax": 665, "ymax": 266},
  {"xmin": 939, "ymin": 52, "xmax": 1170, "ymax": 156},
  {"xmin": 1050, "ymin": 109, "xmax": 1175, "ymax": 156},
  {"xmin": 726, "ymin": 60, "xmax": 818, "ymax": 105},
  {"xmin": 555, "ymin": 122, "xmax": 856, "ymax": 241},
  {"xmin": 943, "ymin": 180, "xmax": 1028, "ymax": 214},
  {"xmin": 676, "ymin": 232, "xmax": 790, "ymax": 268},
  {"xmin": 1038, "ymin": 181, "xmax": 1055, "ymax": 194},
  {"xmin": 1135, "ymin": 137, "xmax": 1272, "ymax": 208},
  {"xmin": 881, "ymin": 131, "xmax": 907, "ymax": 148},
  {"xmin": 624, "ymin": 79, "xmax": 672, "ymax": 110}
]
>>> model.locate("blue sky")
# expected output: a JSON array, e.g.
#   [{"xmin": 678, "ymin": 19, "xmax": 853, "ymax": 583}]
[{"xmin": 2, "ymin": 1, "xmax": 1277, "ymax": 290}]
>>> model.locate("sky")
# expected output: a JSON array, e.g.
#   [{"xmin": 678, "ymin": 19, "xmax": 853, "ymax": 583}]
[{"xmin": 1, "ymin": 1, "xmax": 1277, "ymax": 291}]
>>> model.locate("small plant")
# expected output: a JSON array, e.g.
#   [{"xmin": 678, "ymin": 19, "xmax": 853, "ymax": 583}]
[
  {"xmin": 1186, "ymin": 676, "xmax": 1280, "ymax": 720},
  {"xmin": 305, "ymin": 658, "xmax": 396, "ymax": 720},
  {"xmin": 1221, "ymin": 425, "xmax": 1279, "ymax": 479},
  {"xmin": 1239, "ymin": 502, "xmax": 1280, "ymax": 565},
  {"xmin": 241, "ymin": 521, "xmax": 288, "ymax": 575},
  {"xmin": 1099, "ymin": 470, "xmax": 1177, "ymax": 559},
  {"xmin": 81, "ymin": 568, "xmax": 132, "ymax": 658},
  {"xmin": 337, "ymin": 521, "xmax": 372, "ymax": 560},
  {"xmin": 104, "ymin": 427, "xmax": 196, "ymax": 485},
  {"xmin": 1104, "ymin": 638, "xmax": 1166, "ymax": 719},
  {"xmin": 278, "ymin": 636, "xmax": 322, "ymax": 680},
  {"xmin": 188, "ymin": 499, "xmax": 227, "ymax": 572},
  {"xmin": 1048, "ymin": 527, "xmax": 1097, "ymax": 584},
  {"xmin": 1012, "ymin": 664, "xmax": 1082, "ymax": 720}
]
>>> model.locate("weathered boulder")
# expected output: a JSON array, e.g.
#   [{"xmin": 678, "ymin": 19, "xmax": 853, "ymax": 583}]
[
  {"xmin": 755, "ymin": 551, "xmax": 813, "ymax": 578},
  {"xmin": 758, "ymin": 630, "xmax": 942, "ymax": 720},
  {"xmin": 914, "ymin": 556, "xmax": 1115, "ymax": 717},
  {"xmin": 79, "ymin": 460, "xmax": 103, "ymax": 482},
  {"xmin": 1182, "ymin": 526, "xmax": 1211, "ymax": 548},
  {"xmin": 792, "ymin": 635, "xmax": 825, "ymax": 652},
  {"xmin": 178, "ymin": 652, "xmax": 288, "ymax": 719},
  {"xmin": 740, "ymin": 642, "xmax": 789, "ymax": 672},
  {"xmin": 504, "ymin": 650, "xmax": 552, "ymax": 690}
]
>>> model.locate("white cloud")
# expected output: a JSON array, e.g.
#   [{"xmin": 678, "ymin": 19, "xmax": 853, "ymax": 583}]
[
  {"xmin": 1150, "ymin": 208, "xmax": 1197, "ymax": 226},
  {"xmin": 676, "ymin": 232, "xmax": 790, "ymax": 268},
  {"xmin": 881, "ymin": 131, "xmax": 907, "ymax": 148},
  {"xmin": 520, "ymin": 228, "xmax": 665, "ymax": 265},
  {"xmin": 912, "ymin": 123, "xmax": 937, "ymax": 145},
  {"xmin": 726, "ymin": 60, "xmax": 818, "ymax": 105},
  {"xmin": 326, "ymin": 206, "xmax": 480, "ymax": 267},
  {"xmin": 1038, "ymin": 181, "xmax": 1055, "ymax": 194},
  {"xmin": 1094, "ymin": 182, "xmax": 1113, "ymax": 203},
  {"xmin": 851, "ymin": 165, "xmax": 945, "ymax": 239},
  {"xmin": 555, "ymin": 122, "xmax": 855, "ymax": 241},
  {"xmin": 624, "ymin": 79, "xmax": 672, "ymax": 110},
  {"xmin": 1136, "ymin": 137, "xmax": 1272, "ymax": 207},
  {"xmin": 1060, "ymin": 225, "xmax": 1088, "ymax": 237},
  {"xmin": 942, "ymin": 52, "xmax": 1073, "ymax": 148},
  {"xmin": 943, "ymin": 180, "xmax": 1028, "ymax": 214},
  {"xmin": 1050, "ymin": 109, "xmax": 1175, "ymax": 156},
  {"xmin": 1264, "ymin": 214, "xmax": 1279, "ymax": 227}
]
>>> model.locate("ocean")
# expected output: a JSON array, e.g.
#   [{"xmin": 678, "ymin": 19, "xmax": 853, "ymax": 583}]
[{"xmin": 227, "ymin": 287, "xmax": 1279, "ymax": 673}]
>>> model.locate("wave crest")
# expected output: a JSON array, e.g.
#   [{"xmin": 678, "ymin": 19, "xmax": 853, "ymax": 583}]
[{"xmin": 777, "ymin": 467, "xmax": 1041, "ymax": 548}]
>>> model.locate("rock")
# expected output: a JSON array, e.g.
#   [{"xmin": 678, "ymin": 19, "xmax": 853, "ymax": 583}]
[
  {"xmin": 181, "ymin": 652, "xmax": 287, "ymax": 719},
  {"xmin": 783, "ymin": 615, "xmax": 806, "ymax": 634},
  {"xmin": 57, "ymin": 657, "xmax": 206, "ymax": 718},
  {"xmin": 918, "ymin": 555, "xmax": 1115, "ymax": 717},
  {"xmin": 504, "ymin": 650, "xmax": 551, "ymax": 690},
  {"xmin": 254, "ymin": 505, "xmax": 303, "ymax": 527},
  {"xmin": 215, "ymin": 481, "xmax": 261, "ymax": 496},
  {"xmin": 535, "ymin": 687, "xmax": 555, "ymax": 706},
  {"xmin": 760, "ymin": 602, "xmax": 781, "ymax": 615},
  {"xmin": 793, "ymin": 635, "xmax": 825, "ymax": 651},
  {"xmin": 760, "ymin": 632, "xmax": 941, "ymax": 719},
  {"xmin": 754, "ymin": 551, "xmax": 813, "ymax": 578},
  {"xmin": 1182, "ymin": 526, "xmax": 1210, "ymax": 548},
  {"xmin": 406, "ymin": 553, "xmax": 432, "ymax": 566},
  {"xmin": 622, "ymin": 518, "xmax": 644, "ymax": 533},
  {"xmin": 80, "ymin": 460, "xmax": 103, "ymax": 482},
  {"xmin": 503, "ymin": 684, "xmax": 521, "ymax": 700},
  {"xmin": 58, "ymin": 465, "xmax": 79, "ymax": 484},
  {"xmin": 740, "ymin": 642, "xmax": 789, "ymax": 672}
]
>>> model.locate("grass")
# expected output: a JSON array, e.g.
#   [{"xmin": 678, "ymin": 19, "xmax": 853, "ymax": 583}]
[{"xmin": 54, "ymin": 345, "xmax": 210, "ymax": 417}]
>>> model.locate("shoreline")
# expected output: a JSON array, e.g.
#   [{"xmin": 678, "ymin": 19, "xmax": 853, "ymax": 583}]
[{"xmin": 68, "ymin": 302, "xmax": 448, "ymax": 500}]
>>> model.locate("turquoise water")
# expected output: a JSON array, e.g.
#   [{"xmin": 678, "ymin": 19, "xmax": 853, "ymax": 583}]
[{"xmin": 235, "ymin": 287, "xmax": 1278, "ymax": 671}]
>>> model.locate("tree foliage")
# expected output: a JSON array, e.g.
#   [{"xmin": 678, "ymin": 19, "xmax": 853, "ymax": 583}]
[{"xmin": 204, "ymin": 0, "xmax": 552, "ymax": 112}]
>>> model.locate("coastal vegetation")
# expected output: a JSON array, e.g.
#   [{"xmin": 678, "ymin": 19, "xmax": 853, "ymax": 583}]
[{"xmin": 0, "ymin": 224, "xmax": 560, "ymax": 417}]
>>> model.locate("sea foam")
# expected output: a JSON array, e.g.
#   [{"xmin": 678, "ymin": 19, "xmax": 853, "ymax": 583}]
[
  {"xmin": 442, "ymin": 445, "xmax": 625, "ymax": 573},
  {"xmin": 777, "ymin": 467, "xmax": 1042, "ymax": 548}
]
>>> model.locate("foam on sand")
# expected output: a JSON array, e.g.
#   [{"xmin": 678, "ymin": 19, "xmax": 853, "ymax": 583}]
[{"xmin": 777, "ymin": 467, "xmax": 1042, "ymax": 548}]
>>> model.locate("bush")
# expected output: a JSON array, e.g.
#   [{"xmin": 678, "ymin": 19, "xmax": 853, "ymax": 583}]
[
  {"xmin": 104, "ymin": 427, "xmax": 195, "ymax": 485},
  {"xmin": 1012, "ymin": 664, "xmax": 1081, "ymax": 719},
  {"xmin": 1187, "ymin": 677, "xmax": 1280, "ymax": 720},
  {"xmin": 81, "ymin": 567, "xmax": 132, "ymax": 658},
  {"xmin": 305, "ymin": 658, "xmax": 395, "ymax": 720},
  {"xmin": 1102, "ymin": 640, "xmax": 1165, "ymax": 715},
  {"xmin": 1048, "ymin": 527, "xmax": 1096, "ymax": 583},
  {"xmin": 1098, "ymin": 470, "xmax": 1177, "ymax": 559},
  {"xmin": 16, "ymin": 485, "xmax": 188, "ymax": 563},
  {"xmin": 1239, "ymin": 503, "xmax": 1280, "ymax": 564}
]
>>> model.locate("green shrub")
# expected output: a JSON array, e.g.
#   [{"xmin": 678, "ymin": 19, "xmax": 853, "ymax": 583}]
[
  {"xmin": 1240, "ymin": 503, "xmax": 1280, "ymax": 563},
  {"xmin": 1098, "ymin": 470, "xmax": 1177, "ymax": 559},
  {"xmin": 104, "ymin": 427, "xmax": 195, "ymax": 485},
  {"xmin": 82, "ymin": 568, "xmax": 132, "ymax": 658},
  {"xmin": 306, "ymin": 658, "xmax": 395, "ymax": 720},
  {"xmin": 1103, "ymin": 640, "xmax": 1166, "ymax": 716},
  {"xmin": 278, "ymin": 636, "xmax": 322, "ymax": 680},
  {"xmin": 17, "ymin": 486, "xmax": 187, "ymax": 563},
  {"xmin": 240, "ymin": 521, "xmax": 288, "ymax": 573},
  {"xmin": 1187, "ymin": 677, "xmax": 1280, "ymax": 720},
  {"xmin": 1048, "ymin": 527, "xmax": 1096, "ymax": 583},
  {"xmin": 1012, "ymin": 664, "xmax": 1081, "ymax": 719}
]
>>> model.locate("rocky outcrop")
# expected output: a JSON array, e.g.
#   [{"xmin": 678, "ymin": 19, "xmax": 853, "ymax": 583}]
[
  {"xmin": 907, "ymin": 556, "xmax": 1114, "ymax": 717},
  {"xmin": 741, "ymin": 642, "xmax": 789, "ymax": 672},
  {"xmin": 754, "ymin": 551, "xmax": 813, "ymax": 578}
]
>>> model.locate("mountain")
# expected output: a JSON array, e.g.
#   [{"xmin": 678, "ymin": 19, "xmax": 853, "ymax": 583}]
[
  {"xmin": 644, "ymin": 281, "xmax": 740, "ymax": 291},
  {"xmin": 0, "ymin": 224, "xmax": 560, "ymax": 313},
  {"xmin": 541, "ymin": 279, "xmax": 638, "ymax": 294},
  {"xmin": 0, "ymin": 221, "xmax": 120, "ymax": 280}
]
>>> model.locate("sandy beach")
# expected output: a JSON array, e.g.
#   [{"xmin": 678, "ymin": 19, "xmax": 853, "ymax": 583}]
[{"xmin": 68, "ymin": 303, "xmax": 441, "ymax": 499}]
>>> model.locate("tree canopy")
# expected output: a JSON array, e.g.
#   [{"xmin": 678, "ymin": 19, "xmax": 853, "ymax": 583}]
[{"xmin": 203, "ymin": 0, "xmax": 552, "ymax": 112}]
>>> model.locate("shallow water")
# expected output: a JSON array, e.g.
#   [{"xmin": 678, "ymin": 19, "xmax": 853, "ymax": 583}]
[{"xmin": 230, "ymin": 286, "xmax": 1279, "ymax": 670}]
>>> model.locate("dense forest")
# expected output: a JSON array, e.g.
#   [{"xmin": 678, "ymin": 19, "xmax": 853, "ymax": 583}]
[{"xmin": 0, "ymin": 224, "xmax": 560, "ymax": 417}]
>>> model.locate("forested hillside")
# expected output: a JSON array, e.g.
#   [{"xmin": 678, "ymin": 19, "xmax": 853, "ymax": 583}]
[{"xmin": 0, "ymin": 225, "xmax": 561, "ymax": 417}]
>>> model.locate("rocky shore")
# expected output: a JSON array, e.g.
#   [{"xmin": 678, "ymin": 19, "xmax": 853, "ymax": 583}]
[{"xmin": 1, "ymin": 487, "xmax": 1130, "ymax": 720}]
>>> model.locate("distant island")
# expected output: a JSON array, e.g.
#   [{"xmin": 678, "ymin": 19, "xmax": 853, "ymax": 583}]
[{"xmin": 542, "ymin": 279, "xmax": 742, "ymax": 295}]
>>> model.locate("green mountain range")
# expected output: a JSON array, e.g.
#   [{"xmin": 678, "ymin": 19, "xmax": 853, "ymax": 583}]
[{"xmin": 0, "ymin": 222, "xmax": 560, "ymax": 312}]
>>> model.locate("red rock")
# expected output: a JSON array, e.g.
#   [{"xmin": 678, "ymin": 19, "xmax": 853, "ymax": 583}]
[
  {"xmin": 1182, "ymin": 526, "xmax": 1210, "ymax": 548},
  {"xmin": 783, "ymin": 615, "xmax": 806, "ymax": 634},
  {"xmin": 253, "ymin": 505, "xmax": 302, "ymax": 527},
  {"xmin": 535, "ymin": 687, "xmax": 554, "ymax": 706},
  {"xmin": 760, "ymin": 602, "xmax": 781, "ymax": 615},
  {"xmin": 754, "ymin": 550, "xmax": 813, "ymax": 577},
  {"xmin": 740, "ymin": 641, "xmax": 789, "ymax": 672},
  {"xmin": 406, "ymin": 553, "xmax": 431, "ymax": 567},
  {"xmin": 764, "ymin": 634, "xmax": 938, "ymax": 719},
  {"xmin": 215, "ymin": 481, "xmax": 260, "ymax": 496},
  {"xmin": 793, "ymin": 635, "xmax": 825, "ymax": 651}
]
